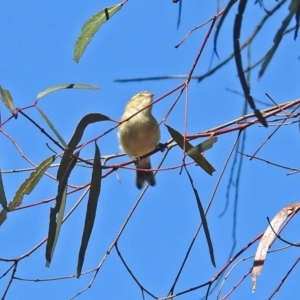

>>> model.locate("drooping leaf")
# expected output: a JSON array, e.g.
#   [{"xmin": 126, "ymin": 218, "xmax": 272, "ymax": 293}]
[
  {"xmin": 77, "ymin": 143, "xmax": 102, "ymax": 277},
  {"xmin": 0, "ymin": 210, "xmax": 7, "ymax": 226},
  {"xmin": 0, "ymin": 169, "xmax": 8, "ymax": 226},
  {"xmin": 294, "ymin": 6, "xmax": 300, "ymax": 39},
  {"xmin": 74, "ymin": 4, "xmax": 123, "ymax": 63},
  {"xmin": 36, "ymin": 106, "xmax": 68, "ymax": 148},
  {"xmin": 165, "ymin": 125, "xmax": 215, "ymax": 175},
  {"xmin": 259, "ymin": 9, "xmax": 294, "ymax": 78},
  {"xmin": 45, "ymin": 187, "xmax": 67, "ymax": 268},
  {"xmin": 46, "ymin": 113, "xmax": 110, "ymax": 264},
  {"xmin": 0, "ymin": 86, "xmax": 14, "ymax": 114},
  {"xmin": 0, "ymin": 169, "xmax": 8, "ymax": 210},
  {"xmin": 214, "ymin": 0, "xmax": 237, "ymax": 57},
  {"xmin": 9, "ymin": 156, "xmax": 55, "ymax": 211},
  {"xmin": 232, "ymin": 0, "xmax": 267, "ymax": 128},
  {"xmin": 176, "ymin": 0, "xmax": 182, "ymax": 29},
  {"xmin": 46, "ymin": 151, "xmax": 79, "ymax": 266},
  {"xmin": 185, "ymin": 167, "xmax": 216, "ymax": 267},
  {"xmin": 57, "ymin": 113, "xmax": 111, "ymax": 180},
  {"xmin": 252, "ymin": 203, "xmax": 300, "ymax": 292},
  {"xmin": 36, "ymin": 84, "xmax": 99, "ymax": 100}
]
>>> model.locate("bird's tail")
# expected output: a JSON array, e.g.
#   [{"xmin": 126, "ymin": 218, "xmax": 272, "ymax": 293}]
[{"xmin": 136, "ymin": 158, "xmax": 155, "ymax": 189}]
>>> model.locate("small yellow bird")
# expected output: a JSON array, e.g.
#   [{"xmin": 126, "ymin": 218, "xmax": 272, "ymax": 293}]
[{"xmin": 118, "ymin": 91, "xmax": 160, "ymax": 189}]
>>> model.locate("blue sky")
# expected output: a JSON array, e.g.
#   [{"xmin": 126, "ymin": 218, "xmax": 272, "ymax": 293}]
[{"xmin": 1, "ymin": 1, "xmax": 300, "ymax": 299}]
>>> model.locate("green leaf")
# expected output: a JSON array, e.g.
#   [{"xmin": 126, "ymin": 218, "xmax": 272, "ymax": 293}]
[
  {"xmin": 77, "ymin": 143, "xmax": 102, "ymax": 277},
  {"xmin": 46, "ymin": 151, "xmax": 79, "ymax": 266},
  {"xmin": 165, "ymin": 125, "xmax": 215, "ymax": 175},
  {"xmin": 0, "ymin": 168, "xmax": 8, "ymax": 226},
  {"xmin": 45, "ymin": 187, "xmax": 67, "ymax": 268},
  {"xmin": 0, "ymin": 86, "xmax": 14, "ymax": 114},
  {"xmin": 166, "ymin": 124, "xmax": 192, "ymax": 152},
  {"xmin": 36, "ymin": 83, "xmax": 99, "ymax": 100},
  {"xmin": 57, "ymin": 113, "xmax": 111, "ymax": 180},
  {"xmin": 186, "ymin": 137, "xmax": 218, "ymax": 156},
  {"xmin": 9, "ymin": 156, "xmax": 55, "ymax": 211},
  {"xmin": 74, "ymin": 4, "xmax": 123, "ymax": 62},
  {"xmin": 0, "ymin": 210, "xmax": 7, "ymax": 226},
  {"xmin": 185, "ymin": 167, "xmax": 216, "ymax": 267},
  {"xmin": 0, "ymin": 169, "xmax": 8, "ymax": 210},
  {"xmin": 259, "ymin": 10, "xmax": 294, "ymax": 78},
  {"xmin": 36, "ymin": 106, "xmax": 68, "ymax": 148},
  {"xmin": 47, "ymin": 113, "xmax": 110, "ymax": 264}
]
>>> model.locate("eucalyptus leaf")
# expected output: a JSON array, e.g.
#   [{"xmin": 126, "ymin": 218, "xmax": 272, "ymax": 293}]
[
  {"xmin": 77, "ymin": 143, "xmax": 102, "ymax": 277},
  {"xmin": 36, "ymin": 83, "xmax": 99, "ymax": 100},
  {"xmin": 46, "ymin": 152, "xmax": 79, "ymax": 265},
  {"xmin": 0, "ymin": 86, "xmax": 14, "ymax": 114},
  {"xmin": 185, "ymin": 167, "xmax": 216, "ymax": 267},
  {"xmin": 0, "ymin": 169, "xmax": 7, "ymax": 210},
  {"xmin": 166, "ymin": 124, "xmax": 215, "ymax": 175},
  {"xmin": 9, "ymin": 156, "xmax": 55, "ymax": 210},
  {"xmin": 186, "ymin": 137, "xmax": 218, "ymax": 156},
  {"xmin": 74, "ymin": 4, "xmax": 123, "ymax": 62},
  {"xmin": 36, "ymin": 106, "xmax": 67, "ymax": 148},
  {"xmin": 57, "ymin": 113, "xmax": 111, "ymax": 180}
]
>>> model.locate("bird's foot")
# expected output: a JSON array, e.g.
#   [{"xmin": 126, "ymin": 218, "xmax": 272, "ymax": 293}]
[
  {"xmin": 157, "ymin": 143, "xmax": 167, "ymax": 152},
  {"xmin": 133, "ymin": 156, "xmax": 140, "ymax": 166}
]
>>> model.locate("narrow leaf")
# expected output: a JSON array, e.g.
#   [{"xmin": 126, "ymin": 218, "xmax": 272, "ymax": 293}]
[
  {"xmin": 57, "ymin": 113, "xmax": 111, "ymax": 180},
  {"xmin": 0, "ymin": 210, "xmax": 7, "ymax": 226},
  {"xmin": 36, "ymin": 83, "xmax": 99, "ymax": 100},
  {"xmin": 77, "ymin": 143, "xmax": 102, "ymax": 277},
  {"xmin": 47, "ymin": 113, "xmax": 109, "ymax": 264},
  {"xmin": 74, "ymin": 4, "xmax": 123, "ymax": 62},
  {"xmin": 165, "ymin": 124, "xmax": 192, "ymax": 152},
  {"xmin": 166, "ymin": 125, "xmax": 215, "ymax": 175},
  {"xmin": 0, "ymin": 169, "xmax": 8, "ymax": 210},
  {"xmin": 9, "ymin": 156, "xmax": 55, "ymax": 211},
  {"xmin": 186, "ymin": 137, "xmax": 218, "ymax": 156},
  {"xmin": 294, "ymin": 6, "xmax": 300, "ymax": 39},
  {"xmin": 252, "ymin": 203, "xmax": 300, "ymax": 292},
  {"xmin": 46, "ymin": 187, "xmax": 67, "ymax": 268},
  {"xmin": 187, "ymin": 151, "xmax": 216, "ymax": 175},
  {"xmin": 213, "ymin": 0, "xmax": 236, "ymax": 57},
  {"xmin": 185, "ymin": 167, "xmax": 216, "ymax": 267},
  {"xmin": 46, "ymin": 151, "xmax": 79, "ymax": 265},
  {"xmin": 259, "ymin": 10, "xmax": 294, "ymax": 78},
  {"xmin": 36, "ymin": 106, "xmax": 68, "ymax": 148},
  {"xmin": 0, "ymin": 86, "xmax": 14, "ymax": 114},
  {"xmin": 0, "ymin": 166, "xmax": 8, "ymax": 226}
]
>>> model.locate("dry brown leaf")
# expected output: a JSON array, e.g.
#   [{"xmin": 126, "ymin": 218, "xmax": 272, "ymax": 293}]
[{"xmin": 252, "ymin": 202, "xmax": 300, "ymax": 292}]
